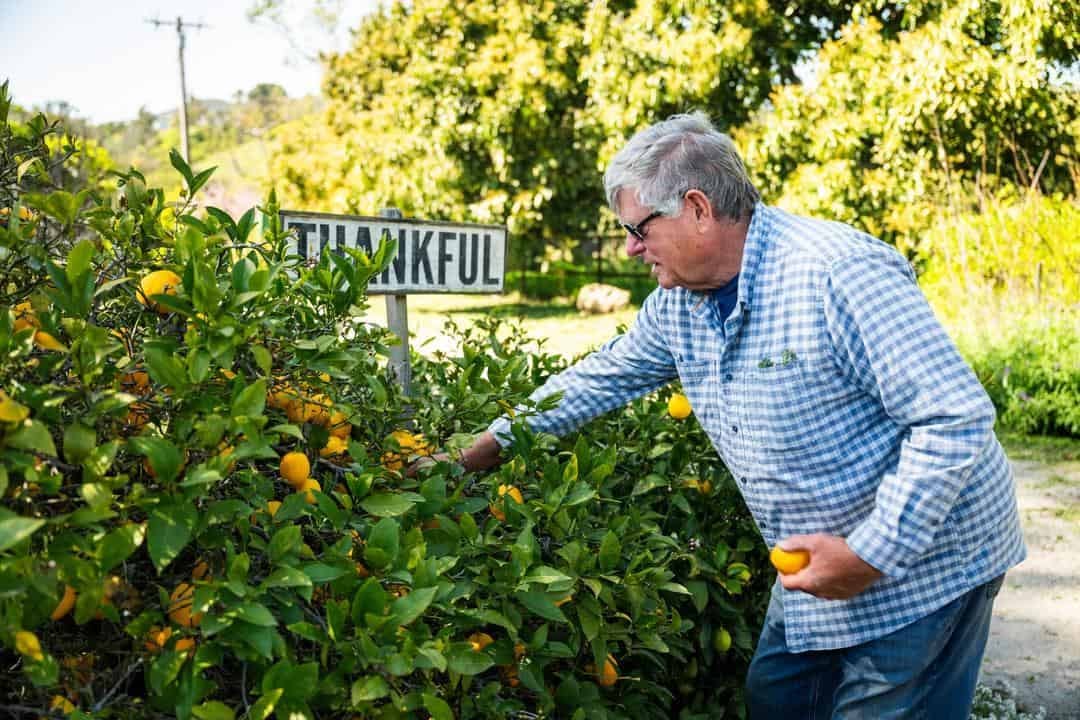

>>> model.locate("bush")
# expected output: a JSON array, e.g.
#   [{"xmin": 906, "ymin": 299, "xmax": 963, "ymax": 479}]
[
  {"xmin": 961, "ymin": 320, "xmax": 1080, "ymax": 437},
  {"xmin": 1, "ymin": 85, "xmax": 769, "ymax": 719},
  {"xmin": 916, "ymin": 192, "xmax": 1080, "ymax": 438}
]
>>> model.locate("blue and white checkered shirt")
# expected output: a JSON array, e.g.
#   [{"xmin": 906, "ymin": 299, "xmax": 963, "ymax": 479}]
[{"xmin": 489, "ymin": 203, "xmax": 1026, "ymax": 652}]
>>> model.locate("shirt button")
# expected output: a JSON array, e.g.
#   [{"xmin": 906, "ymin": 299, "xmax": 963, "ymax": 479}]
[
  {"xmin": 731, "ymin": 425, "xmax": 738, "ymax": 433},
  {"xmin": 724, "ymin": 373, "xmax": 733, "ymax": 382},
  {"xmin": 761, "ymin": 521, "xmax": 768, "ymax": 528},
  {"xmin": 739, "ymin": 477, "xmax": 747, "ymax": 485}
]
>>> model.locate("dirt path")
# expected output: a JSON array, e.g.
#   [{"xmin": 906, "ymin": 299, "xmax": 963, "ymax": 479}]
[{"xmin": 979, "ymin": 458, "xmax": 1080, "ymax": 719}]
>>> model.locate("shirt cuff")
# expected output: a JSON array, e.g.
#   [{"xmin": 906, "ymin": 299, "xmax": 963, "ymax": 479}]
[
  {"xmin": 845, "ymin": 516, "xmax": 910, "ymax": 581},
  {"xmin": 485, "ymin": 417, "xmax": 514, "ymax": 448}
]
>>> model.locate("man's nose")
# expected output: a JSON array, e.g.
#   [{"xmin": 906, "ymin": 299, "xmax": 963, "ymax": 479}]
[{"xmin": 625, "ymin": 233, "xmax": 645, "ymax": 257}]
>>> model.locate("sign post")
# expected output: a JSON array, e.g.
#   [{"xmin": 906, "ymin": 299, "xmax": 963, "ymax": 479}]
[{"xmin": 279, "ymin": 208, "xmax": 508, "ymax": 395}]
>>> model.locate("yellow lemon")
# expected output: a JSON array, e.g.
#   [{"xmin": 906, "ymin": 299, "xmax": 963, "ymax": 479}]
[
  {"xmin": 50, "ymin": 585, "xmax": 77, "ymax": 621},
  {"xmin": 279, "ymin": 451, "xmax": 310, "ymax": 487},
  {"xmin": 12, "ymin": 301, "xmax": 38, "ymax": 332},
  {"xmin": 467, "ymin": 632, "xmax": 494, "ymax": 652},
  {"xmin": 770, "ymin": 546, "xmax": 810, "ymax": 575},
  {"xmin": 598, "ymin": 654, "xmax": 619, "ymax": 687},
  {"xmin": 297, "ymin": 477, "xmax": 321, "ymax": 504},
  {"xmin": 168, "ymin": 582, "xmax": 202, "ymax": 628},
  {"xmin": 668, "ymin": 393, "xmax": 692, "ymax": 419},
  {"xmin": 320, "ymin": 435, "xmax": 348, "ymax": 458},
  {"xmin": 15, "ymin": 630, "xmax": 44, "ymax": 662},
  {"xmin": 489, "ymin": 484, "xmax": 523, "ymax": 522},
  {"xmin": 137, "ymin": 270, "xmax": 182, "ymax": 314}
]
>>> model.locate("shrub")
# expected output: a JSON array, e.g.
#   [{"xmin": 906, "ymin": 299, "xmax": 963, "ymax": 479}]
[{"xmin": 1, "ymin": 84, "xmax": 769, "ymax": 719}]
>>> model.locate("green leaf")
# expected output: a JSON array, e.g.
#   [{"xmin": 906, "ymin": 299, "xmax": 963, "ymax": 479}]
[
  {"xmin": 562, "ymin": 482, "xmax": 596, "ymax": 507},
  {"xmin": 251, "ymin": 345, "xmax": 272, "ymax": 375},
  {"xmin": 62, "ymin": 423, "xmax": 96, "ymax": 464},
  {"xmin": 169, "ymin": 149, "xmax": 194, "ymax": 185},
  {"xmin": 231, "ymin": 378, "xmax": 267, "ymax": 419},
  {"xmin": 360, "ymin": 492, "xmax": 420, "ymax": 517},
  {"xmin": 263, "ymin": 567, "xmax": 313, "ymax": 590},
  {"xmin": 7, "ymin": 420, "xmax": 57, "ymax": 456},
  {"xmin": 524, "ymin": 566, "xmax": 573, "ymax": 585},
  {"xmin": 128, "ymin": 436, "xmax": 184, "ymax": 483},
  {"xmin": 99, "ymin": 522, "xmax": 146, "ymax": 571},
  {"xmin": 189, "ymin": 166, "xmax": 218, "ymax": 196},
  {"xmin": 269, "ymin": 526, "xmax": 302, "ymax": 564},
  {"xmin": 390, "ymin": 586, "xmax": 437, "ymax": 626},
  {"xmin": 363, "ymin": 517, "xmax": 399, "ymax": 570},
  {"xmin": 659, "ymin": 582, "xmax": 691, "ymax": 595},
  {"xmin": 0, "ymin": 515, "xmax": 45, "ymax": 553},
  {"xmin": 301, "ymin": 563, "xmax": 348, "ymax": 583},
  {"xmin": 445, "ymin": 645, "xmax": 495, "ymax": 675},
  {"xmin": 145, "ymin": 344, "xmax": 190, "ymax": 391},
  {"xmin": 648, "ymin": 443, "xmax": 673, "ymax": 459},
  {"xmin": 147, "ymin": 502, "xmax": 197, "ymax": 572},
  {"xmin": 515, "ymin": 591, "xmax": 569, "ymax": 623},
  {"xmin": 351, "ymin": 577, "xmax": 389, "ymax": 626},
  {"xmin": 191, "ymin": 701, "xmax": 236, "ymax": 720},
  {"xmin": 66, "ymin": 239, "xmax": 95, "ymax": 284},
  {"xmin": 248, "ymin": 688, "xmax": 283, "ymax": 720},
  {"xmin": 598, "ymin": 530, "xmax": 621, "ymax": 573},
  {"xmin": 423, "ymin": 693, "xmax": 454, "ymax": 720},
  {"xmin": 631, "ymin": 474, "xmax": 668, "ymax": 496},
  {"xmin": 234, "ymin": 602, "xmax": 277, "ymax": 627},
  {"xmin": 351, "ymin": 675, "xmax": 389, "ymax": 704}
]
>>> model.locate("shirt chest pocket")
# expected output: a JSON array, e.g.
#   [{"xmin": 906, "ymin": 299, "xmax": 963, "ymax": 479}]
[
  {"xmin": 739, "ymin": 362, "xmax": 817, "ymax": 455},
  {"xmin": 676, "ymin": 360, "xmax": 713, "ymax": 423}
]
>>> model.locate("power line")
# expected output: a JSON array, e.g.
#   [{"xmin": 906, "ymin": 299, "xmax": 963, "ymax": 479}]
[{"xmin": 146, "ymin": 16, "xmax": 209, "ymax": 164}]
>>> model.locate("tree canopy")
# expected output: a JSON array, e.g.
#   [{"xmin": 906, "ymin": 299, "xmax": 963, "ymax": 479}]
[{"xmin": 268, "ymin": 0, "xmax": 1078, "ymax": 265}]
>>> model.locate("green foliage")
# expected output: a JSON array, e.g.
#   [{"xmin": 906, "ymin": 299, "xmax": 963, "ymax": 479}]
[
  {"xmin": 960, "ymin": 320, "xmax": 1080, "ymax": 437},
  {"xmin": 913, "ymin": 191, "xmax": 1080, "ymax": 438},
  {"xmin": 271, "ymin": 0, "xmax": 865, "ymax": 268},
  {"xmin": 1, "ymin": 86, "xmax": 771, "ymax": 719},
  {"xmin": 739, "ymin": 0, "xmax": 1079, "ymax": 245}
]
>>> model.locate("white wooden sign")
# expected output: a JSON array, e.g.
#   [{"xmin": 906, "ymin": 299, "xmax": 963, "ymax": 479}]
[{"xmin": 279, "ymin": 210, "xmax": 507, "ymax": 294}]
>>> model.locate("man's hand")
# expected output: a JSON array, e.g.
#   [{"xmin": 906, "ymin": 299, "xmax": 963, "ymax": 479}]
[
  {"xmin": 405, "ymin": 431, "xmax": 504, "ymax": 478},
  {"xmin": 776, "ymin": 534, "xmax": 883, "ymax": 600},
  {"xmin": 405, "ymin": 452, "xmax": 453, "ymax": 478}
]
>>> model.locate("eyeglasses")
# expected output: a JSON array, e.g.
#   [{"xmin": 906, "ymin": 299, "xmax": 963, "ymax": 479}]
[{"xmin": 621, "ymin": 209, "xmax": 664, "ymax": 241}]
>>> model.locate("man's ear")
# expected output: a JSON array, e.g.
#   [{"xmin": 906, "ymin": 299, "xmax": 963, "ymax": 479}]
[{"xmin": 684, "ymin": 189, "xmax": 712, "ymax": 225}]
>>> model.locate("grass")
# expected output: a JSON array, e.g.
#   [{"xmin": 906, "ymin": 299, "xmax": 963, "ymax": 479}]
[
  {"xmin": 998, "ymin": 431, "xmax": 1080, "ymax": 463},
  {"xmin": 360, "ymin": 290, "xmax": 639, "ymax": 360}
]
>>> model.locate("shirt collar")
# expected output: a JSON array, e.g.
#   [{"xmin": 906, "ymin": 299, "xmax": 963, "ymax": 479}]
[
  {"xmin": 685, "ymin": 202, "xmax": 770, "ymax": 315},
  {"xmin": 736, "ymin": 202, "xmax": 771, "ymax": 311}
]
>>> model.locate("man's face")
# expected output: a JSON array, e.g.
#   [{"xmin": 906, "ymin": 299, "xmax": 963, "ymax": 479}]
[{"xmin": 617, "ymin": 190, "xmax": 719, "ymax": 291}]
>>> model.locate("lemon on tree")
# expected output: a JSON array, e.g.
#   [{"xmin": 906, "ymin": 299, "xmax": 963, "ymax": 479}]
[
  {"xmin": 137, "ymin": 269, "xmax": 182, "ymax": 314},
  {"xmin": 50, "ymin": 585, "xmax": 77, "ymax": 621},
  {"xmin": 297, "ymin": 477, "xmax": 321, "ymax": 504},
  {"xmin": 668, "ymin": 393, "xmax": 692, "ymax": 419},
  {"xmin": 279, "ymin": 451, "xmax": 311, "ymax": 487},
  {"xmin": 489, "ymin": 484, "xmax": 524, "ymax": 521}
]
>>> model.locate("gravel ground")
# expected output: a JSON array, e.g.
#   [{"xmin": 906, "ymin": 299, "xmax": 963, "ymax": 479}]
[{"xmin": 979, "ymin": 458, "xmax": 1080, "ymax": 719}]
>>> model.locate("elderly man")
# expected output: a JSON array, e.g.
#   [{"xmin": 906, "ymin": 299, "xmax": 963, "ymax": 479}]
[{"xmin": 439, "ymin": 112, "xmax": 1025, "ymax": 718}]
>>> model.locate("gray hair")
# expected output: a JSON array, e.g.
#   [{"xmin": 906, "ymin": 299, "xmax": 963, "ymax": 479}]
[{"xmin": 604, "ymin": 111, "xmax": 759, "ymax": 221}]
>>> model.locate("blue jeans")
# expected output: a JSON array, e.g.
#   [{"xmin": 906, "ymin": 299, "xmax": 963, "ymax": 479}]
[{"xmin": 746, "ymin": 575, "xmax": 1005, "ymax": 719}]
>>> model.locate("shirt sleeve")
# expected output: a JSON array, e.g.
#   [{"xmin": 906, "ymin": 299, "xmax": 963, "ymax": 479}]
[
  {"xmin": 487, "ymin": 290, "xmax": 679, "ymax": 445},
  {"xmin": 823, "ymin": 247, "xmax": 998, "ymax": 579}
]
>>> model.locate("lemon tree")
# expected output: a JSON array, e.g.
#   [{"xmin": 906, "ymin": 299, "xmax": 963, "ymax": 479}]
[{"xmin": 1, "ymin": 85, "xmax": 771, "ymax": 719}]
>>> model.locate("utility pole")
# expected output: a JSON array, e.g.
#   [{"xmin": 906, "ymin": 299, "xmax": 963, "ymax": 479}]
[{"xmin": 147, "ymin": 16, "xmax": 209, "ymax": 164}]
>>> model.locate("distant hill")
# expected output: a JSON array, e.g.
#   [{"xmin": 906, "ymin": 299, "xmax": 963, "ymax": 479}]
[{"xmin": 88, "ymin": 83, "xmax": 323, "ymax": 213}]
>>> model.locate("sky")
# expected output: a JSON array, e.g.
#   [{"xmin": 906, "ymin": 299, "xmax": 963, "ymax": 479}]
[{"xmin": 2, "ymin": 0, "xmax": 379, "ymax": 124}]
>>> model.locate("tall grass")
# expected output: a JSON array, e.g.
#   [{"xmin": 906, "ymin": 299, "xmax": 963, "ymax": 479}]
[{"xmin": 918, "ymin": 192, "xmax": 1080, "ymax": 437}]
